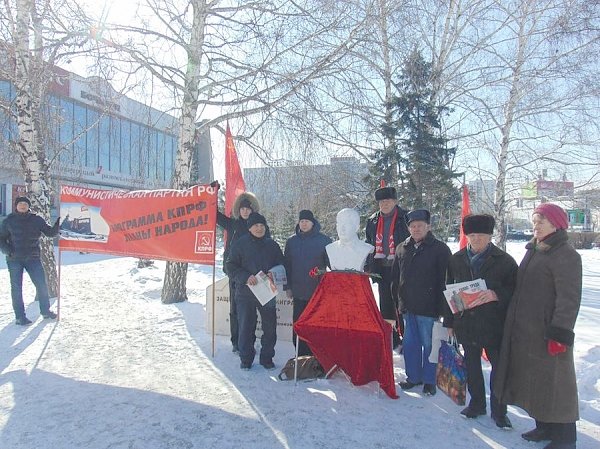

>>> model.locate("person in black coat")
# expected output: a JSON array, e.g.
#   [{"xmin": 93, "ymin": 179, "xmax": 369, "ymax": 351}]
[
  {"xmin": 216, "ymin": 190, "xmax": 267, "ymax": 353},
  {"xmin": 225, "ymin": 212, "xmax": 284, "ymax": 370},
  {"xmin": 365, "ymin": 186, "xmax": 409, "ymax": 347},
  {"xmin": 443, "ymin": 214, "xmax": 518, "ymax": 429},
  {"xmin": 284, "ymin": 210, "xmax": 332, "ymax": 356},
  {"xmin": 0, "ymin": 196, "xmax": 59, "ymax": 325},
  {"xmin": 391, "ymin": 209, "xmax": 451, "ymax": 396}
]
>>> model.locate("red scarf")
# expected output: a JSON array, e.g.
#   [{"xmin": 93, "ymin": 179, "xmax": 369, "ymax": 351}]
[{"xmin": 375, "ymin": 208, "xmax": 397, "ymax": 259}]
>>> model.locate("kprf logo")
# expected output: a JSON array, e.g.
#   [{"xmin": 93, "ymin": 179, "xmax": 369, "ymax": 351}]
[{"xmin": 195, "ymin": 231, "xmax": 214, "ymax": 253}]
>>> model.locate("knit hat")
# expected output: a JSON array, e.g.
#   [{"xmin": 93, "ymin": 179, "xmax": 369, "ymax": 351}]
[
  {"xmin": 375, "ymin": 186, "xmax": 397, "ymax": 201},
  {"xmin": 238, "ymin": 198, "xmax": 253, "ymax": 211},
  {"xmin": 246, "ymin": 212, "xmax": 267, "ymax": 228},
  {"xmin": 463, "ymin": 214, "xmax": 495, "ymax": 235},
  {"xmin": 534, "ymin": 203, "xmax": 568, "ymax": 230},
  {"xmin": 14, "ymin": 196, "xmax": 31, "ymax": 207},
  {"xmin": 298, "ymin": 209, "xmax": 315, "ymax": 224},
  {"xmin": 406, "ymin": 209, "xmax": 430, "ymax": 225}
]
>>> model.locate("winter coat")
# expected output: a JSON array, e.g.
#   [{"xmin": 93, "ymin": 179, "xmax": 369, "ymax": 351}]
[
  {"xmin": 443, "ymin": 244, "xmax": 518, "ymax": 348},
  {"xmin": 495, "ymin": 230, "xmax": 582, "ymax": 423},
  {"xmin": 217, "ymin": 192, "xmax": 270, "ymax": 274},
  {"xmin": 0, "ymin": 211, "xmax": 59, "ymax": 260},
  {"xmin": 225, "ymin": 232, "xmax": 285, "ymax": 301},
  {"xmin": 284, "ymin": 220, "xmax": 332, "ymax": 301},
  {"xmin": 365, "ymin": 205, "xmax": 409, "ymax": 279},
  {"xmin": 391, "ymin": 232, "xmax": 451, "ymax": 318}
]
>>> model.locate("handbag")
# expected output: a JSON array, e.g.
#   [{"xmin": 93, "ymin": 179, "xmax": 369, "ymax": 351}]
[
  {"xmin": 429, "ymin": 320, "xmax": 446, "ymax": 363},
  {"xmin": 278, "ymin": 356, "xmax": 325, "ymax": 381},
  {"xmin": 436, "ymin": 338, "xmax": 467, "ymax": 406}
]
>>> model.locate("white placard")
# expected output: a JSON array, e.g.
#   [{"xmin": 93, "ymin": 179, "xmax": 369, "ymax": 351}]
[{"xmin": 206, "ymin": 276, "xmax": 293, "ymax": 341}]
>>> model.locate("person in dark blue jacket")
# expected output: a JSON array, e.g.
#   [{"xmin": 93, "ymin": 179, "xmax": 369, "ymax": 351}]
[
  {"xmin": 284, "ymin": 210, "xmax": 332, "ymax": 356},
  {"xmin": 225, "ymin": 212, "xmax": 284, "ymax": 370},
  {"xmin": 216, "ymin": 190, "xmax": 268, "ymax": 353},
  {"xmin": 391, "ymin": 209, "xmax": 451, "ymax": 396},
  {"xmin": 0, "ymin": 196, "xmax": 59, "ymax": 325}
]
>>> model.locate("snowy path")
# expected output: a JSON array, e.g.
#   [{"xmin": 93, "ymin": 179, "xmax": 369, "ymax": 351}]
[{"xmin": 0, "ymin": 246, "xmax": 599, "ymax": 449}]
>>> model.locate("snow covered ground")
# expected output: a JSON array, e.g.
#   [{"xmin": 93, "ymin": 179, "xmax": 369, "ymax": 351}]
[{"xmin": 0, "ymin": 242, "xmax": 599, "ymax": 449}]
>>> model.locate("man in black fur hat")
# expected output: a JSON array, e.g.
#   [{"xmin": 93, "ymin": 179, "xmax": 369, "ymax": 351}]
[
  {"xmin": 365, "ymin": 186, "xmax": 409, "ymax": 349},
  {"xmin": 443, "ymin": 214, "xmax": 517, "ymax": 428}
]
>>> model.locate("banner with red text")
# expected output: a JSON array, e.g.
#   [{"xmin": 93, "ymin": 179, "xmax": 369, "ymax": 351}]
[{"xmin": 59, "ymin": 185, "xmax": 217, "ymax": 264}]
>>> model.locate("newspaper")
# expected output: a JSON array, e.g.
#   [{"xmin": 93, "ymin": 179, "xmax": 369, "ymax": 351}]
[
  {"xmin": 444, "ymin": 278, "xmax": 494, "ymax": 314},
  {"xmin": 269, "ymin": 264, "xmax": 287, "ymax": 287},
  {"xmin": 247, "ymin": 271, "xmax": 278, "ymax": 306}
]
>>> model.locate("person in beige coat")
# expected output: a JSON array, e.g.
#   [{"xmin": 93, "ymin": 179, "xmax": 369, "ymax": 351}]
[{"xmin": 495, "ymin": 203, "xmax": 582, "ymax": 449}]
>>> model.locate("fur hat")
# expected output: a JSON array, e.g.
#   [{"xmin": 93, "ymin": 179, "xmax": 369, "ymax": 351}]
[
  {"xmin": 232, "ymin": 192, "xmax": 260, "ymax": 218},
  {"xmin": 534, "ymin": 203, "xmax": 568, "ymax": 230},
  {"xmin": 462, "ymin": 214, "xmax": 495, "ymax": 235},
  {"xmin": 375, "ymin": 187, "xmax": 397, "ymax": 201},
  {"xmin": 246, "ymin": 212, "xmax": 267, "ymax": 228},
  {"xmin": 406, "ymin": 209, "xmax": 430, "ymax": 225},
  {"xmin": 298, "ymin": 209, "xmax": 315, "ymax": 224},
  {"xmin": 14, "ymin": 196, "xmax": 31, "ymax": 207}
]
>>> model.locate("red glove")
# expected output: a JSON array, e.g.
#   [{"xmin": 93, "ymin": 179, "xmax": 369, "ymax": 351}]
[{"xmin": 547, "ymin": 339, "xmax": 567, "ymax": 356}]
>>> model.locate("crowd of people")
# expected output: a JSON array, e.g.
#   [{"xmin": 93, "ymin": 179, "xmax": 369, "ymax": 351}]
[
  {"xmin": 1, "ymin": 187, "xmax": 581, "ymax": 449},
  {"xmin": 215, "ymin": 184, "xmax": 581, "ymax": 449}
]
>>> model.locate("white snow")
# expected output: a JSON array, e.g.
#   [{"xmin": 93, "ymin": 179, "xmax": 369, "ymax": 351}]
[{"xmin": 0, "ymin": 243, "xmax": 599, "ymax": 449}]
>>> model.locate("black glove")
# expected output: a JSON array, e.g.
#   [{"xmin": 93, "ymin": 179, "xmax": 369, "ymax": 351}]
[
  {"xmin": 210, "ymin": 180, "xmax": 221, "ymax": 190},
  {"xmin": 53, "ymin": 217, "xmax": 61, "ymax": 227}
]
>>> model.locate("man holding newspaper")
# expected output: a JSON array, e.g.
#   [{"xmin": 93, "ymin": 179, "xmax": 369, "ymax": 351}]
[
  {"xmin": 443, "ymin": 214, "xmax": 518, "ymax": 429},
  {"xmin": 226, "ymin": 212, "xmax": 285, "ymax": 371}
]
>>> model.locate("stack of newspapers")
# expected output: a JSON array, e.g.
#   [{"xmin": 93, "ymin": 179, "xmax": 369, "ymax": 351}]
[{"xmin": 443, "ymin": 279, "xmax": 496, "ymax": 314}]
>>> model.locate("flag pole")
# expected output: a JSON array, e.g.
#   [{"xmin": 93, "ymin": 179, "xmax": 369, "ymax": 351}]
[
  {"xmin": 57, "ymin": 185, "xmax": 62, "ymax": 322},
  {"xmin": 211, "ymin": 183, "xmax": 220, "ymax": 358}
]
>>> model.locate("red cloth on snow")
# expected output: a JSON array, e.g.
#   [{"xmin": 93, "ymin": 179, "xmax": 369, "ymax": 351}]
[{"xmin": 294, "ymin": 272, "xmax": 398, "ymax": 399}]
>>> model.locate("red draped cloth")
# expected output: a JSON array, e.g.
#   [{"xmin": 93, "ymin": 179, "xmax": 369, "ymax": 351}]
[{"xmin": 294, "ymin": 272, "xmax": 398, "ymax": 399}]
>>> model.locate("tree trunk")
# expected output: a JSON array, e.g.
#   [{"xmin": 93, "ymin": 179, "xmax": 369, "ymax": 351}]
[
  {"xmin": 161, "ymin": 262, "xmax": 189, "ymax": 304},
  {"xmin": 160, "ymin": 1, "xmax": 206, "ymax": 304},
  {"xmin": 40, "ymin": 238, "xmax": 58, "ymax": 297}
]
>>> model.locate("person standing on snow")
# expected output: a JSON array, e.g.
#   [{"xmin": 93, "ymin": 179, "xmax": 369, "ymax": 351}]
[
  {"xmin": 495, "ymin": 204, "xmax": 582, "ymax": 449},
  {"xmin": 391, "ymin": 209, "xmax": 451, "ymax": 396},
  {"xmin": 365, "ymin": 186, "xmax": 409, "ymax": 349},
  {"xmin": 0, "ymin": 196, "xmax": 59, "ymax": 325},
  {"xmin": 225, "ymin": 212, "xmax": 284, "ymax": 371},
  {"xmin": 215, "ymin": 186, "xmax": 268, "ymax": 353},
  {"xmin": 284, "ymin": 209, "xmax": 331, "ymax": 356},
  {"xmin": 443, "ymin": 214, "xmax": 517, "ymax": 429}
]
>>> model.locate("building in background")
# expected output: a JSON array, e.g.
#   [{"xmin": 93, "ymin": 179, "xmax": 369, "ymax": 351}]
[
  {"xmin": 0, "ymin": 67, "xmax": 213, "ymax": 216},
  {"xmin": 244, "ymin": 156, "xmax": 369, "ymax": 240},
  {"xmin": 511, "ymin": 173, "xmax": 594, "ymax": 232},
  {"xmin": 468, "ymin": 179, "xmax": 496, "ymax": 214}
]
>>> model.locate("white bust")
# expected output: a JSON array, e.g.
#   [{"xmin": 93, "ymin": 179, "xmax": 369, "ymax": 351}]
[{"xmin": 326, "ymin": 208, "xmax": 374, "ymax": 271}]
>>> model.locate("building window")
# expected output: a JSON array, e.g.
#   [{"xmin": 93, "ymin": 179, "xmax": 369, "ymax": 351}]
[
  {"xmin": 120, "ymin": 120, "xmax": 131, "ymax": 175},
  {"xmin": 58, "ymin": 98, "xmax": 74, "ymax": 164},
  {"xmin": 130, "ymin": 122, "xmax": 141, "ymax": 177},
  {"xmin": 86, "ymin": 108, "xmax": 99, "ymax": 169},
  {"xmin": 99, "ymin": 114, "xmax": 110, "ymax": 171},
  {"xmin": 73, "ymin": 103, "xmax": 87, "ymax": 166}
]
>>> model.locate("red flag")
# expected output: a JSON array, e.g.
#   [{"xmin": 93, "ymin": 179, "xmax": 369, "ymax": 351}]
[
  {"xmin": 458, "ymin": 184, "xmax": 471, "ymax": 250},
  {"xmin": 380, "ymin": 179, "xmax": 385, "ymax": 188},
  {"xmin": 224, "ymin": 123, "xmax": 246, "ymax": 215}
]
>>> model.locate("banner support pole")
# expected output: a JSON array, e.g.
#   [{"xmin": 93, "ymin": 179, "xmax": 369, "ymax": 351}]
[{"xmin": 57, "ymin": 185, "xmax": 62, "ymax": 322}]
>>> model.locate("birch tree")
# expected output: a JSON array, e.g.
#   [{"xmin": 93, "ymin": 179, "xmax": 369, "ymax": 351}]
[
  {"xmin": 0, "ymin": 0, "xmax": 93, "ymax": 295},
  {"xmin": 456, "ymin": 0, "xmax": 600, "ymax": 245},
  {"xmin": 88, "ymin": 0, "xmax": 366, "ymax": 303}
]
